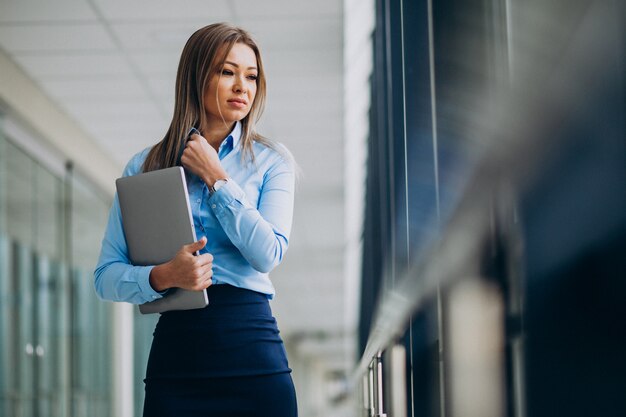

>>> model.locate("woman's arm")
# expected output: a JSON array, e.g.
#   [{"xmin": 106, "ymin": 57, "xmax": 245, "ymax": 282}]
[
  {"xmin": 209, "ymin": 159, "xmax": 295, "ymax": 273},
  {"xmin": 94, "ymin": 195, "xmax": 215, "ymax": 303},
  {"xmin": 94, "ymin": 152, "xmax": 215, "ymax": 304},
  {"xmin": 94, "ymin": 194, "xmax": 166, "ymax": 304},
  {"xmin": 181, "ymin": 135, "xmax": 296, "ymax": 273}
]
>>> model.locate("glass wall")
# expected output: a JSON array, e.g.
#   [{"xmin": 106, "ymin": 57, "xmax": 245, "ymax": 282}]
[
  {"xmin": 133, "ymin": 311, "xmax": 158, "ymax": 416},
  {"xmin": 0, "ymin": 117, "xmax": 112, "ymax": 417},
  {"xmin": 70, "ymin": 172, "xmax": 111, "ymax": 417},
  {"xmin": 358, "ymin": 0, "xmax": 625, "ymax": 416}
]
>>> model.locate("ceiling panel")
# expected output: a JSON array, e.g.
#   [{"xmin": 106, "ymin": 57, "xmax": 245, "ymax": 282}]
[
  {"xmin": 239, "ymin": 17, "xmax": 342, "ymax": 49},
  {"xmin": 262, "ymin": 48, "xmax": 343, "ymax": 77},
  {"xmin": 62, "ymin": 99, "xmax": 162, "ymax": 118},
  {"xmin": 0, "ymin": 0, "xmax": 97, "ymax": 23},
  {"xmin": 41, "ymin": 77, "xmax": 147, "ymax": 99},
  {"xmin": 92, "ymin": 0, "xmax": 233, "ymax": 21},
  {"xmin": 110, "ymin": 21, "xmax": 212, "ymax": 52},
  {"xmin": 232, "ymin": 0, "xmax": 342, "ymax": 18},
  {"xmin": 12, "ymin": 52, "xmax": 132, "ymax": 78},
  {"xmin": 0, "ymin": 23, "xmax": 115, "ymax": 53},
  {"xmin": 126, "ymin": 51, "xmax": 180, "ymax": 76}
]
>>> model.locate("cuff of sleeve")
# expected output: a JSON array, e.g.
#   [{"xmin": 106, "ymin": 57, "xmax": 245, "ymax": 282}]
[
  {"xmin": 136, "ymin": 265, "xmax": 166, "ymax": 301},
  {"xmin": 209, "ymin": 179, "xmax": 246, "ymax": 214}
]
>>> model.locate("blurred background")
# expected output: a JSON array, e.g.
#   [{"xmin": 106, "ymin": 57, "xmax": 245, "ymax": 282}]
[{"xmin": 0, "ymin": 0, "xmax": 624, "ymax": 417}]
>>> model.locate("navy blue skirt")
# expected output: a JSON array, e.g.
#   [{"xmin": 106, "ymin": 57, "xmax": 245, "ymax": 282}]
[{"xmin": 143, "ymin": 284, "xmax": 297, "ymax": 416}]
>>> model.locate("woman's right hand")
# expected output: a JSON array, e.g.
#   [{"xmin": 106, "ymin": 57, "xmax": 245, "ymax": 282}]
[{"xmin": 149, "ymin": 237, "xmax": 214, "ymax": 292}]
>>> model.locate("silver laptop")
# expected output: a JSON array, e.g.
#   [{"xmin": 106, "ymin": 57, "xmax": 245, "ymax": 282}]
[{"xmin": 116, "ymin": 166, "xmax": 209, "ymax": 314}]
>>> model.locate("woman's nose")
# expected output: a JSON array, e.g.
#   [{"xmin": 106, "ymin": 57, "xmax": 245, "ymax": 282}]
[{"xmin": 233, "ymin": 77, "xmax": 246, "ymax": 94}]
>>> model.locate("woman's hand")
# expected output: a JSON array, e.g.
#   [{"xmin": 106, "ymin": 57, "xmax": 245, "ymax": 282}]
[
  {"xmin": 149, "ymin": 237, "xmax": 214, "ymax": 292},
  {"xmin": 181, "ymin": 133, "xmax": 228, "ymax": 186}
]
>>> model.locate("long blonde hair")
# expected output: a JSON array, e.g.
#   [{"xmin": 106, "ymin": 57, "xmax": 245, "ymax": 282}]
[{"xmin": 142, "ymin": 22, "xmax": 273, "ymax": 172}]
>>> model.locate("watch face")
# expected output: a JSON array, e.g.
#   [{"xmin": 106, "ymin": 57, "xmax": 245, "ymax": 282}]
[{"xmin": 214, "ymin": 178, "xmax": 228, "ymax": 191}]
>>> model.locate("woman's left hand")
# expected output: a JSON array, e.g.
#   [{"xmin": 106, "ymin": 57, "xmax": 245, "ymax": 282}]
[{"xmin": 181, "ymin": 133, "xmax": 229, "ymax": 186}]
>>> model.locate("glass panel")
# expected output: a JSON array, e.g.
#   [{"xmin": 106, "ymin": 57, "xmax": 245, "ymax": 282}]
[
  {"xmin": 70, "ymin": 268, "xmax": 90, "ymax": 416},
  {"xmin": 71, "ymin": 173, "xmax": 109, "ymax": 271},
  {"xmin": 0, "ymin": 125, "xmax": 6, "ymax": 233},
  {"xmin": 70, "ymin": 268, "xmax": 111, "ymax": 417},
  {"xmin": 5, "ymin": 141, "xmax": 33, "ymax": 248},
  {"xmin": 134, "ymin": 312, "xmax": 158, "ymax": 416},
  {"xmin": 34, "ymin": 255, "xmax": 52, "ymax": 417},
  {"xmin": 71, "ymin": 172, "xmax": 111, "ymax": 417},
  {"xmin": 35, "ymin": 164, "xmax": 63, "ymax": 260},
  {"xmin": 32, "ymin": 161, "xmax": 64, "ymax": 417},
  {"xmin": 54, "ymin": 260, "xmax": 70, "ymax": 417},
  {"xmin": 15, "ymin": 241, "xmax": 35, "ymax": 417},
  {"xmin": 0, "ymin": 234, "xmax": 15, "ymax": 416},
  {"xmin": 34, "ymin": 253, "xmax": 67, "ymax": 417},
  {"xmin": 1, "ymin": 123, "xmax": 115, "ymax": 416},
  {"xmin": 94, "ymin": 292, "xmax": 111, "ymax": 417},
  {"xmin": 0, "ymin": 125, "xmax": 9, "ymax": 417}
]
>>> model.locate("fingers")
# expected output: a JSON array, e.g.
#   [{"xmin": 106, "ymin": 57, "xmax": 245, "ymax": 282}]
[
  {"xmin": 171, "ymin": 240, "xmax": 215, "ymax": 290},
  {"xmin": 181, "ymin": 136, "xmax": 201, "ymax": 160},
  {"xmin": 185, "ymin": 135, "xmax": 207, "ymax": 153},
  {"xmin": 188, "ymin": 132, "xmax": 202, "ymax": 142},
  {"xmin": 188, "ymin": 253, "xmax": 213, "ymax": 267},
  {"xmin": 197, "ymin": 252, "xmax": 214, "ymax": 264},
  {"xmin": 185, "ymin": 237, "xmax": 207, "ymax": 253},
  {"xmin": 190, "ymin": 267, "xmax": 213, "ymax": 291},
  {"xmin": 182, "ymin": 251, "xmax": 214, "ymax": 291},
  {"xmin": 180, "ymin": 137, "xmax": 211, "ymax": 170}
]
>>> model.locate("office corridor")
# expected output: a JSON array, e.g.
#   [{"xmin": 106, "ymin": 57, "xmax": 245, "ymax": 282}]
[{"xmin": 0, "ymin": 0, "xmax": 624, "ymax": 416}]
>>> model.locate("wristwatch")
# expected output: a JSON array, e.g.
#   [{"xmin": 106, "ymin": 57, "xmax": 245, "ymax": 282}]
[{"xmin": 209, "ymin": 178, "xmax": 228, "ymax": 194}]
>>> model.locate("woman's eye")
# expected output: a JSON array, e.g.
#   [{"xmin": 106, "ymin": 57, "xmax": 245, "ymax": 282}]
[
  {"xmin": 247, "ymin": 74, "xmax": 258, "ymax": 81},
  {"xmin": 221, "ymin": 69, "xmax": 234, "ymax": 76}
]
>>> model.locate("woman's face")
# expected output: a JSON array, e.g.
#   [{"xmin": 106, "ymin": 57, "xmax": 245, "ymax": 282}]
[{"xmin": 203, "ymin": 42, "xmax": 258, "ymax": 128}]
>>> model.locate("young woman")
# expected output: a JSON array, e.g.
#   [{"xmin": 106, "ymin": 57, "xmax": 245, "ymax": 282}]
[{"xmin": 94, "ymin": 23, "xmax": 297, "ymax": 416}]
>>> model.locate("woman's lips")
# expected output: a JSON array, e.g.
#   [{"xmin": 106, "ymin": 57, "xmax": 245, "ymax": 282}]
[{"xmin": 227, "ymin": 99, "xmax": 247, "ymax": 109}]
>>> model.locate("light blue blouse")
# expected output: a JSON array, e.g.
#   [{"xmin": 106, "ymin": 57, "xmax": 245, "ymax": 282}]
[{"xmin": 94, "ymin": 122, "xmax": 295, "ymax": 304}]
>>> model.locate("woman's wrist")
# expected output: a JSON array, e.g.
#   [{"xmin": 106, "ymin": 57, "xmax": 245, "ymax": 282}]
[
  {"xmin": 149, "ymin": 262, "xmax": 173, "ymax": 292},
  {"xmin": 203, "ymin": 169, "xmax": 229, "ymax": 187}
]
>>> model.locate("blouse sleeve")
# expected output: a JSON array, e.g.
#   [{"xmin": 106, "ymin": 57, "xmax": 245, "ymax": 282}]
[
  {"xmin": 93, "ymin": 154, "xmax": 166, "ymax": 304},
  {"xmin": 209, "ymin": 156, "xmax": 295, "ymax": 273}
]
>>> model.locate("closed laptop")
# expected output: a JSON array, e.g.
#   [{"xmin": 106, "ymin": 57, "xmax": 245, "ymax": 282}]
[{"xmin": 116, "ymin": 166, "xmax": 208, "ymax": 314}]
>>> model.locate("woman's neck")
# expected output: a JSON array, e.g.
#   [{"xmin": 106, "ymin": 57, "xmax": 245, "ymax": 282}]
[{"xmin": 200, "ymin": 120, "xmax": 236, "ymax": 151}]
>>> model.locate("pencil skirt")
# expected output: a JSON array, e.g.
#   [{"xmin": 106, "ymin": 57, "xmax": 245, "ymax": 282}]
[
  {"xmin": 142, "ymin": 284, "xmax": 297, "ymax": 417},
  {"xmin": 143, "ymin": 373, "xmax": 297, "ymax": 417}
]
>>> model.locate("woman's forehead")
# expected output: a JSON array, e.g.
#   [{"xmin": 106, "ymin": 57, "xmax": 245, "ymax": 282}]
[{"xmin": 223, "ymin": 43, "xmax": 258, "ymax": 69}]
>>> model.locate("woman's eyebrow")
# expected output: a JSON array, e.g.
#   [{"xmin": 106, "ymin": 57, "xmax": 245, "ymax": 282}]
[{"xmin": 224, "ymin": 61, "xmax": 257, "ymax": 70}]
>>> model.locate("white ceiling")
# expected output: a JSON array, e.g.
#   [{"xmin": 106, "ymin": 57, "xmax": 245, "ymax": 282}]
[{"xmin": 0, "ymin": 0, "xmax": 353, "ymax": 370}]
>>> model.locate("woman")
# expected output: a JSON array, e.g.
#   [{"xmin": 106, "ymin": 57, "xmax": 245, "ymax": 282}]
[{"xmin": 94, "ymin": 23, "xmax": 297, "ymax": 417}]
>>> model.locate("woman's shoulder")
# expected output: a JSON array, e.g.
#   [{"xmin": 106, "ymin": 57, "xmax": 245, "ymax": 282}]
[
  {"xmin": 251, "ymin": 139, "xmax": 300, "ymax": 183},
  {"xmin": 122, "ymin": 146, "xmax": 153, "ymax": 177},
  {"xmin": 252, "ymin": 139, "xmax": 295, "ymax": 167}
]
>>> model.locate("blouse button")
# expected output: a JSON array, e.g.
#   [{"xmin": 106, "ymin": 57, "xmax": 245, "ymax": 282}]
[{"xmin": 211, "ymin": 204, "xmax": 217, "ymax": 209}]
